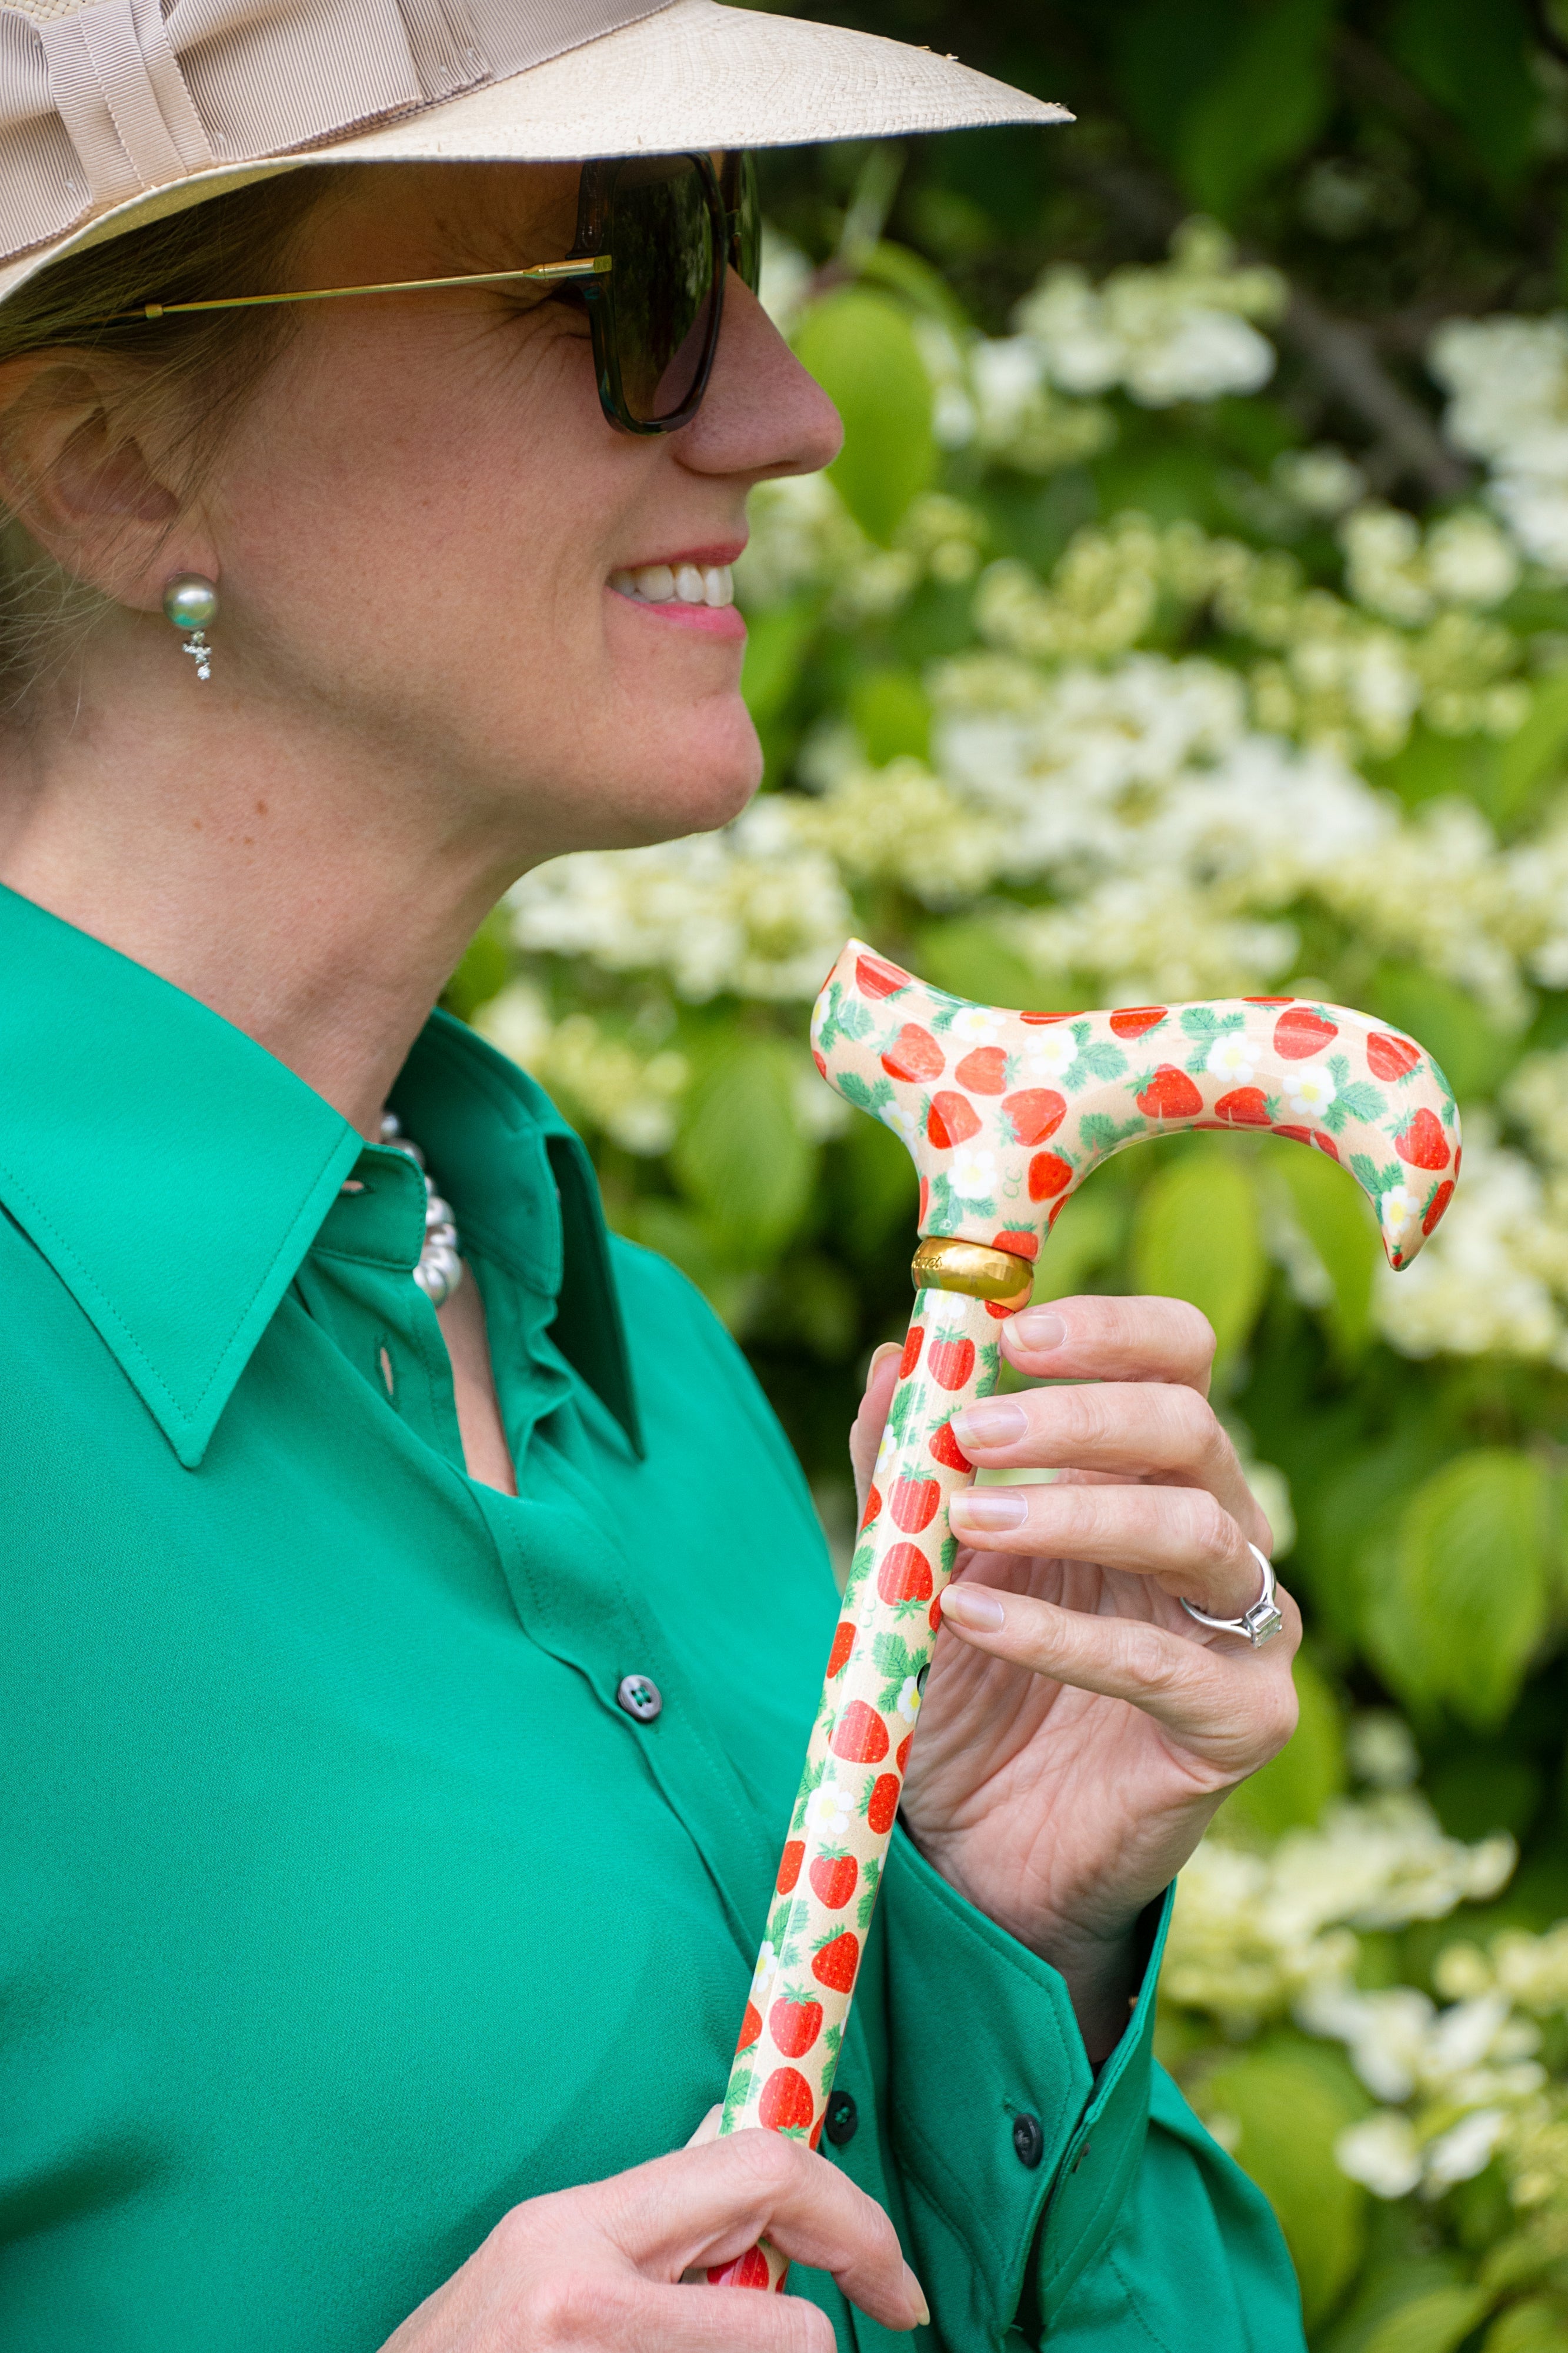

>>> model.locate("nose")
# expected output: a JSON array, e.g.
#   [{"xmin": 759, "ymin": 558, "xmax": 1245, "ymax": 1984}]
[{"xmin": 674, "ymin": 273, "xmax": 843, "ymax": 484}]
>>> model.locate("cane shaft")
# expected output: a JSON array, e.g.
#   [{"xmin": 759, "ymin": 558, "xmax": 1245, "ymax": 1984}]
[{"xmin": 710, "ymin": 1287, "xmax": 1003, "ymax": 2289}]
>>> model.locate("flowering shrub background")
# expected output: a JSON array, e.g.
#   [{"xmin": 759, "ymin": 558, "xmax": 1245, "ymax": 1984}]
[{"xmin": 450, "ymin": 8, "xmax": 1568, "ymax": 2344}]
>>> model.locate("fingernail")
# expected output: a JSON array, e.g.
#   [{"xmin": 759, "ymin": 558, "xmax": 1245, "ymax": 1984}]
[
  {"xmin": 902, "ymin": 2264, "xmax": 930, "ymax": 2327},
  {"xmin": 949, "ymin": 1488, "xmax": 1027, "ymax": 1531},
  {"xmin": 869, "ymin": 1342, "xmax": 902, "ymax": 1375},
  {"xmin": 939, "ymin": 1581, "xmax": 1006, "ymax": 1631},
  {"xmin": 951, "ymin": 1398, "xmax": 1027, "ymax": 1448},
  {"xmin": 1009, "ymin": 1307, "xmax": 1065, "ymax": 1351}
]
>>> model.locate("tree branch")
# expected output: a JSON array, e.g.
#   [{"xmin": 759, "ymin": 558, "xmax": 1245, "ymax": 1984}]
[{"xmin": 1278, "ymin": 285, "xmax": 1471, "ymax": 501}]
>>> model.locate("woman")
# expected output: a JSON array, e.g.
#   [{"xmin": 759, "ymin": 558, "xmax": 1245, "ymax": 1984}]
[{"xmin": 0, "ymin": 2, "xmax": 1306, "ymax": 2346}]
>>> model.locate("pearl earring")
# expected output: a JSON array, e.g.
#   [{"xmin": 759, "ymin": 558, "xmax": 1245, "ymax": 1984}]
[{"xmin": 163, "ymin": 574, "xmax": 219, "ymax": 681}]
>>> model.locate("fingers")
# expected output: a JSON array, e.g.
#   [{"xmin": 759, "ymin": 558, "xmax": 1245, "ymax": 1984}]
[
  {"xmin": 948, "ymin": 1477, "xmax": 1265, "ymax": 1619},
  {"xmin": 949, "ymin": 1374, "xmax": 1272, "ymax": 1557},
  {"xmin": 849, "ymin": 1341, "xmax": 902, "ymax": 1522},
  {"xmin": 685, "ymin": 2105, "xmax": 723, "ymax": 2148},
  {"xmin": 592, "ymin": 2133, "xmax": 926, "ymax": 2333},
  {"xmin": 937, "ymin": 1577, "xmax": 1300, "ymax": 1773},
  {"xmin": 1001, "ymin": 1294, "xmax": 1216, "ymax": 1394},
  {"xmin": 501, "ymin": 2267, "xmax": 843, "ymax": 2353}
]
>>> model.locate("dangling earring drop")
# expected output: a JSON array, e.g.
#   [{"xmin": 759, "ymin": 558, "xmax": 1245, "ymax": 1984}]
[{"xmin": 162, "ymin": 574, "xmax": 219, "ymax": 681}]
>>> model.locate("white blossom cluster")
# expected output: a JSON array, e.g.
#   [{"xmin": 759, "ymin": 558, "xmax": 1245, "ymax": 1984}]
[
  {"xmin": 1165, "ymin": 1792, "xmax": 1516, "ymax": 2032},
  {"xmin": 473, "ymin": 982, "xmax": 690, "ymax": 1155},
  {"xmin": 506, "ymin": 799, "xmax": 852, "ymax": 1005},
  {"xmin": 1429, "ymin": 314, "xmax": 1568, "ymax": 577}
]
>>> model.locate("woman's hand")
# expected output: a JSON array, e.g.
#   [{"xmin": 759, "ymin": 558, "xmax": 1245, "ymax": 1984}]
[
  {"xmin": 850, "ymin": 1294, "xmax": 1300, "ymax": 2062},
  {"xmin": 380, "ymin": 2127, "xmax": 927, "ymax": 2352}
]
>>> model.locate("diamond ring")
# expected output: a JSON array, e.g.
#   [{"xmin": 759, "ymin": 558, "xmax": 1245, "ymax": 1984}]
[{"xmin": 1180, "ymin": 1542, "xmax": 1285, "ymax": 1648}]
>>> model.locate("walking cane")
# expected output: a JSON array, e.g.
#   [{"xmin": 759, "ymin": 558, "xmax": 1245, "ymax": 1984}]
[{"xmin": 708, "ymin": 939, "xmax": 1459, "ymax": 2293}]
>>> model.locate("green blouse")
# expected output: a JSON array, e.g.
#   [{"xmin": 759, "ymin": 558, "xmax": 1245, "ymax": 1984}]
[{"xmin": 0, "ymin": 881, "xmax": 1305, "ymax": 2352}]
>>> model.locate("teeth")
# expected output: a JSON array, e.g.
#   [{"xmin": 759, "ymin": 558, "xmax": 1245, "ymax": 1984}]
[{"xmin": 611, "ymin": 562, "xmax": 736, "ymax": 609}]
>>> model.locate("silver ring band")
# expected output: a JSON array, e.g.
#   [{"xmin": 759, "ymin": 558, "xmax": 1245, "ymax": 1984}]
[{"xmin": 1180, "ymin": 1542, "xmax": 1285, "ymax": 1648}]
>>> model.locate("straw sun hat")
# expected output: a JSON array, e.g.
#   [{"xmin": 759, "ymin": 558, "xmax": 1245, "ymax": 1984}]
[{"xmin": 0, "ymin": 0, "xmax": 1069, "ymax": 307}]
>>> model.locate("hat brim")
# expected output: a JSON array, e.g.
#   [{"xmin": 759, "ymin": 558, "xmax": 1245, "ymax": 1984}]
[{"xmin": 0, "ymin": 0, "xmax": 1069, "ymax": 309}]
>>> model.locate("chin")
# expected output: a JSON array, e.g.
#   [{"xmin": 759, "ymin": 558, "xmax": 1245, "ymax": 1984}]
[{"xmin": 590, "ymin": 704, "xmax": 764, "ymax": 849}]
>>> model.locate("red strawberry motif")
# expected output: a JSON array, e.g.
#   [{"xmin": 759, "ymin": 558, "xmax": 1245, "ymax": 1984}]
[
  {"xmin": 918, "ymin": 1176, "xmax": 929, "ymax": 1225},
  {"xmin": 832, "ymin": 1701, "xmax": 890, "ymax": 1763},
  {"xmin": 928, "ymin": 1594, "xmax": 943, "ymax": 1629},
  {"xmin": 1003, "ymin": 1088, "xmax": 1066, "ymax": 1145},
  {"xmin": 827, "ymin": 1621, "xmax": 855, "ymax": 1678},
  {"xmin": 1136, "ymin": 1065, "xmax": 1203, "ymax": 1119},
  {"xmin": 812, "ymin": 1048, "xmax": 828, "ymax": 1080},
  {"xmin": 859, "ymin": 1484, "xmax": 881, "ymax": 1532},
  {"xmin": 1275, "ymin": 1005, "xmax": 1339, "ymax": 1059},
  {"xmin": 866, "ymin": 1773, "xmax": 901, "ymax": 1835},
  {"xmin": 1110, "ymin": 1005, "xmax": 1167, "ymax": 1039},
  {"xmin": 856, "ymin": 953, "xmax": 909, "ymax": 999},
  {"xmin": 929, "ymin": 1337, "xmax": 976, "ymax": 1391},
  {"xmin": 993, "ymin": 1228, "xmax": 1039, "ymax": 1260},
  {"xmin": 881, "ymin": 1022, "xmax": 944, "ymax": 1084},
  {"xmin": 1244, "ymin": 996, "xmax": 1296, "ymax": 1005},
  {"xmin": 927, "ymin": 1092, "xmax": 982, "ymax": 1149},
  {"xmin": 737, "ymin": 2001, "xmax": 762, "ymax": 2052},
  {"xmin": 1272, "ymin": 1124, "xmax": 1311, "ymax": 1145},
  {"xmin": 1029, "ymin": 1151, "xmax": 1073, "ymax": 1199},
  {"xmin": 1396, "ymin": 1109, "xmax": 1450, "ymax": 1170},
  {"xmin": 896, "ymin": 1734, "xmax": 913, "ymax": 1773},
  {"xmin": 776, "ymin": 1839, "xmax": 804, "ymax": 1895},
  {"xmin": 930, "ymin": 1421, "xmax": 973, "ymax": 1472},
  {"xmin": 769, "ymin": 1995, "xmax": 825, "ymax": 2056},
  {"xmin": 809, "ymin": 1854, "xmax": 858, "ymax": 1910},
  {"xmin": 709, "ymin": 2250, "xmax": 772, "ymax": 2289},
  {"xmin": 1367, "ymin": 1032, "xmax": 1421, "ymax": 1082},
  {"xmin": 1315, "ymin": 1133, "xmax": 1340, "ymax": 1161},
  {"xmin": 1048, "ymin": 1197, "xmax": 1069, "ymax": 1226},
  {"xmin": 1215, "ymin": 1087, "xmax": 1272, "ymax": 1127},
  {"xmin": 955, "ymin": 1046, "xmax": 1008, "ymax": 1094},
  {"xmin": 759, "ymin": 2067, "xmax": 816, "ymax": 2132},
  {"xmin": 1020, "ymin": 1009, "xmax": 1082, "ymax": 1024},
  {"xmin": 812, "ymin": 1932, "xmax": 860, "ymax": 1994},
  {"xmin": 890, "ymin": 1477, "xmax": 940, "ymax": 1533},
  {"xmin": 879, "ymin": 1544, "xmax": 934, "ymax": 1604},
  {"xmin": 1423, "ymin": 1179, "xmax": 1455, "ymax": 1234},
  {"xmin": 899, "ymin": 1325, "xmax": 924, "ymax": 1379}
]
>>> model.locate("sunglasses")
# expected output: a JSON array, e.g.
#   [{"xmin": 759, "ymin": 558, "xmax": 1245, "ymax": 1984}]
[{"xmin": 116, "ymin": 151, "xmax": 762, "ymax": 436}]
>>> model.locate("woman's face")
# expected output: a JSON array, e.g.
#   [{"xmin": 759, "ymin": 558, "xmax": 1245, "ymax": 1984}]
[{"xmin": 206, "ymin": 161, "xmax": 841, "ymax": 865}]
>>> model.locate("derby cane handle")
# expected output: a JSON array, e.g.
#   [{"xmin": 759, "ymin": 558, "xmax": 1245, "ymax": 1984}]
[{"xmin": 706, "ymin": 941, "xmax": 1461, "ymax": 2296}]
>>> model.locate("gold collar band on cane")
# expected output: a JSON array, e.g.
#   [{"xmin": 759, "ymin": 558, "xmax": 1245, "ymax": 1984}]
[{"xmin": 910, "ymin": 1236, "xmax": 1034, "ymax": 1309}]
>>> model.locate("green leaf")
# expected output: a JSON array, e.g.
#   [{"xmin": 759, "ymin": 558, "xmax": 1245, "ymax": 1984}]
[
  {"xmin": 1033, "ymin": 1187, "xmax": 1127, "ymax": 1302},
  {"xmin": 670, "ymin": 1038, "xmax": 817, "ymax": 1258},
  {"xmin": 1363, "ymin": 2287, "xmax": 1493, "ymax": 2353},
  {"xmin": 1175, "ymin": 0, "xmax": 1337, "ymax": 219},
  {"xmin": 849, "ymin": 665, "xmax": 932, "ymax": 765},
  {"xmin": 1222, "ymin": 1651, "xmax": 1345, "ymax": 1838},
  {"xmin": 1365, "ymin": 1451, "xmax": 1553, "ymax": 1729},
  {"xmin": 793, "ymin": 289, "xmax": 938, "ymax": 545},
  {"xmin": 1490, "ymin": 669, "xmax": 1568, "ymax": 829},
  {"xmin": 1482, "ymin": 2298, "xmax": 1568, "ymax": 2353},
  {"xmin": 1272, "ymin": 1136, "xmax": 1380, "ymax": 1360},
  {"xmin": 740, "ymin": 598, "xmax": 820, "ymax": 729},
  {"xmin": 1132, "ymin": 1153, "xmax": 1265, "ymax": 1364},
  {"xmin": 1193, "ymin": 2038, "xmax": 1368, "ymax": 2328},
  {"xmin": 1389, "ymin": 0, "xmax": 1536, "ymax": 185},
  {"xmin": 911, "ymin": 919, "xmax": 1053, "ymax": 1012}
]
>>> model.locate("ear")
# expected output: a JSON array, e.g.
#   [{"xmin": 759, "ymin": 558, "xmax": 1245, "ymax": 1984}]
[{"xmin": 0, "ymin": 353, "xmax": 216, "ymax": 613}]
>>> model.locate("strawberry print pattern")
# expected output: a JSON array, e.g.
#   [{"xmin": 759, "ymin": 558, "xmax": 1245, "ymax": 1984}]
[{"xmin": 713, "ymin": 939, "xmax": 1459, "ymax": 2295}]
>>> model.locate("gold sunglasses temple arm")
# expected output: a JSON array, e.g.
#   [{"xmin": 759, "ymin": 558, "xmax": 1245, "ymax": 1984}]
[{"xmin": 122, "ymin": 252, "xmax": 612, "ymax": 322}]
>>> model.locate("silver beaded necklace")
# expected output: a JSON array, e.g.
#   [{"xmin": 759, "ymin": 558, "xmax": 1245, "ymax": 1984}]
[{"xmin": 379, "ymin": 1111, "xmax": 463, "ymax": 1308}]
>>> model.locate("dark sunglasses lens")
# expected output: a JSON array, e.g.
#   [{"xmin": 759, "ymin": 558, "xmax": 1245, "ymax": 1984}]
[
  {"xmin": 732, "ymin": 152, "xmax": 762, "ymax": 294},
  {"xmin": 609, "ymin": 156, "xmax": 718, "ymax": 424}
]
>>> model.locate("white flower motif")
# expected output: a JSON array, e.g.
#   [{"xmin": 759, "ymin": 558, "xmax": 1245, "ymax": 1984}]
[
  {"xmin": 950, "ymin": 1146, "xmax": 998, "ymax": 1201},
  {"xmin": 897, "ymin": 1677, "xmax": 922, "ymax": 1726},
  {"xmin": 1381, "ymin": 1184, "xmax": 1423, "ymax": 1239},
  {"xmin": 1021, "ymin": 1029, "xmax": 1079, "ymax": 1083},
  {"xmin": 750, "ymin": 1940, "xmax": 778, "ymax": 1999},
  {"xmin": 1206, "ymin": 1032, "xmax": 1256, "ymax": 1084},
  {"xmin": 1282, "ymin": 1062, "xmax": 1338, "ymax": 1116},
  {"xmin": 805, "ymin": 1781, "xmax": 853, "ymax": 1839},
  {"xmin": 950, "ymin": 1005, "xmax": 1002, "ymax": 1044}
]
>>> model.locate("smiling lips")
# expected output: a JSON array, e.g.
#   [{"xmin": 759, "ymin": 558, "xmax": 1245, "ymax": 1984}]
[{"xmin": 608, "ymin": 557, "xmax": 744, "ymax": 639}]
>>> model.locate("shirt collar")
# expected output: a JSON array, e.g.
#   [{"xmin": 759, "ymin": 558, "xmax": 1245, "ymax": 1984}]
[{"xmin": 0, "ymin": 884, "xmax": 638, "ymax": 1467}]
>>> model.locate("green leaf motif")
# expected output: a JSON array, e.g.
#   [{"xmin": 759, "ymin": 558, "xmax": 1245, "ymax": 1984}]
[
  {"xmin": 1080, "ymin": 1111, "xmax": 1148, "ymax": 1155},
  {"xmin": 1064, "ymin": 1037, "xmax": 1130, "ymax": 1089},
  {"xmin": 836, "ymin": 1069, "xmax": 893, "ymax": 1115},
  {"xmin": 1365, "ymin": 1450, "xmax": 1553, "ymax": 1729},
  {"xmin": 1322, "ymin": 1078, "xmax": 1384, "ymax": 1134}
]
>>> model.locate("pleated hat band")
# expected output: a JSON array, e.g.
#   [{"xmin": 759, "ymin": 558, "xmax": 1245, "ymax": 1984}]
[{"xmin": 0, "ymin": 0, "xmax": 670, "ymax": 264}]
